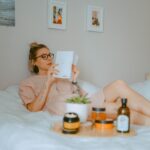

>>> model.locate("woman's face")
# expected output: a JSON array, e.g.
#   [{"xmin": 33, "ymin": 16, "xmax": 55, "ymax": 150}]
[{"xmin": 34, "ymin": 47, "xmax": 54, "ymax": 75}]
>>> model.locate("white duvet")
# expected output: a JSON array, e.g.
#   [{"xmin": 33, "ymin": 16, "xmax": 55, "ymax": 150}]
[{"xmin": 0, "ymin": 81, "xmax": 150, "ymax": 150}]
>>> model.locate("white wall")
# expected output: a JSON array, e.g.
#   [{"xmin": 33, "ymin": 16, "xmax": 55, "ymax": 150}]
[{"xmin": 0, "ymin": 0, "xmax": 150, "ymax": 89}]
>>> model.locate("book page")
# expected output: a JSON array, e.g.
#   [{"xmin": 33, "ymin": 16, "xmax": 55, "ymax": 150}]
[{"xmin": 54, "ymin": 51, "xmax": 74, "ymax": 78}]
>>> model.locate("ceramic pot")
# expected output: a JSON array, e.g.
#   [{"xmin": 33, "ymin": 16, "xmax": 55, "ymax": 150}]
[{"xmin": 66, "ymin": 103, "xmax": 89, "ymax": 122}]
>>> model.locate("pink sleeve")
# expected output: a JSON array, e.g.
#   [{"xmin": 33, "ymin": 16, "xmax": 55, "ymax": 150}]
[{"xmin": 19, "ymin": 81, "xmax": 36, "ymax": 105}]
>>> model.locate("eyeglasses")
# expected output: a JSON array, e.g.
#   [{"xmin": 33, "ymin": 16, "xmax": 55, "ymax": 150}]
[{"xmin": 35, "ymin": 53, "xmax": 54, "ymax": 60}]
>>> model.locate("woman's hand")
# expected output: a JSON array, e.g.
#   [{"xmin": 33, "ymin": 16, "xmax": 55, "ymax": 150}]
[
  {"xmin": 72, "ymin": 64, "xmax": 79, "ymax": 82},
  {"xmin": 47, "ymin": 64, "xmax": 59, "ymax": 83}
]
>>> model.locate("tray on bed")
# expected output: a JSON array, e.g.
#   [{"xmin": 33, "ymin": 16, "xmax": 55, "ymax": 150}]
[{"xmin": 52, "ymin": 122, "xmax": 136, "ymax": 138}]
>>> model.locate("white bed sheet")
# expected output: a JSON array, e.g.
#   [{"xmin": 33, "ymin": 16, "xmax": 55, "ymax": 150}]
[{"xmin": 0, "ymin": 81, "xmax": 150, "ymax": 150}]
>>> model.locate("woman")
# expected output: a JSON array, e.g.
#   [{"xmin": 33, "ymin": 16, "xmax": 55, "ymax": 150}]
[
  {"xmin": 19, "ymin": 42, "xmax": 150, "ymax": 125},
  {"xmin": 19, "ymin": 42, "xmax": 87, "ymax": 115}
]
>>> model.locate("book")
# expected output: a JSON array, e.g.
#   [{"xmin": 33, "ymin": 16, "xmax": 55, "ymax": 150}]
[{"xmin": 54, "ymin": 51, "xmax": 74, "ymax": 79}]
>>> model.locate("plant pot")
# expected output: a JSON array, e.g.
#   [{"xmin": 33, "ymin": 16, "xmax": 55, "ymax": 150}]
[{"xmin": 65, "ymin": 103, "xmax": 89, "ymax": 123}]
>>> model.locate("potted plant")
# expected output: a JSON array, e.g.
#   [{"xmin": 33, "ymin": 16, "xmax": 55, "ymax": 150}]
[{"xmin": 65, "ymin": 96, "xmax": 91, "ymax": 122}]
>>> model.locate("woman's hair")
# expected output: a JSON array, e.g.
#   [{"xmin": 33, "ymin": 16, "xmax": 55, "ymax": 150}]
[{"xmin": 28, "ymin": 42, "xmax": 49, "ymax": 74}]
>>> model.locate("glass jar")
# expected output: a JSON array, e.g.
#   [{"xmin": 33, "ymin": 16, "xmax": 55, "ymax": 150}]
[
  {"xmin": 94, "ymin": 119, "xmax": 114, "ymax": 130},
  {"xmin": 62, "ymin": 112, "xmax": 80, "ymax": 134},
  {"xmin": 91, "ymin": 107, "xmax": 106, "ymax": 121}
]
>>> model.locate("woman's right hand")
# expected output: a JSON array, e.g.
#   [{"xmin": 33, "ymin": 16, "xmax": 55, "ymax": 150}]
[
  {"xmin": 46, "ymin": 64, "xmax": 59, "ymax": 88},
  {"xmin": 47, "ymin": 64, "xmax": 59, "ymax": 80}
]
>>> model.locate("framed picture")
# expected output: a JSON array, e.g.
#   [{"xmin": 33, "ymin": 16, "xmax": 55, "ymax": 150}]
[
  {"xmin": 87, "ymin": 5, "xmax": 104, "ymax": 32},
  {"xmin": 0, "ymin": 0, "xmax": 15, "ymax": 26},
  {"xmin": 48, "ymin": 0, "xmax": 67, "ymax": 30}
]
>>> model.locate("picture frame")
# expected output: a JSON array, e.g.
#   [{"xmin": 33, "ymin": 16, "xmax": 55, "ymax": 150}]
[
  {"xmin": 48, "ymin": 0, "xmax": 67, "ymax": 30},
  {"xmin": 87, "ymin": 5, "xmax": 104, "ymax": 32},
  {"xmin": 0, "ymin": 0, "xmax": 15, "ymax": 26}
]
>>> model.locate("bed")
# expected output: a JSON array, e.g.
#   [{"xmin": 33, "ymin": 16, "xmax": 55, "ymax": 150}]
[{"xmin": 0, "ymin": 80, "xmax": 150, "ymax": 150}]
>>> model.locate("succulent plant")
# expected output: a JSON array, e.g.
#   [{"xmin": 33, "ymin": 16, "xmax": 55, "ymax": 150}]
[{"xmin": 66, "ymin": 96, "xmax": 90, "ymax": 104}]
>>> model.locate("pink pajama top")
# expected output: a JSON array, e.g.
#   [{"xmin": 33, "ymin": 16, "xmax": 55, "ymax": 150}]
[{"xmin": 19, "ymin": 75, "xmax": 105, "ymax": 115}]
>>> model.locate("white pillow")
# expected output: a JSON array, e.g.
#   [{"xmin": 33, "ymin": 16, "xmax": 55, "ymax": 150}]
[
  {"xmin": 5, "ymin": 81, "xmax": 150, "ymax": 102},
  {"xmin": 5, "ymin": 85, "xmax": 20, "ymax": 99},
  {"xmin": 78, "ymin": 80, "xmax": 99, "ymax": 97},
  {"xmin": 4, "ymin": 81, "xmax": 99, "ymax": 99},
  {"xmin": 130, "ymin": 80, "xmax": 150, "ymax": 101}
]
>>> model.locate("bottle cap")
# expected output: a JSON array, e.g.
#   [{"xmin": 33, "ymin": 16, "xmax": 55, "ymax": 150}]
[
  {"xmin": 92, "ymin": 107, "xmax": 106, "ymax": 112},
  {"xmin": 95, "ymin": 119, "xmax": 114, "ymax": 124},
  {"xmin": 122, "ymin": 98, "xmax": 127, "ymax": 104}
]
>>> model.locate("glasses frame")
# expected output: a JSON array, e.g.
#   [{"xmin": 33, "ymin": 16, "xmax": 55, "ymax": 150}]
[{"xmin": 35, "ymin": 53, "xmax": 54, "ymax": 60}]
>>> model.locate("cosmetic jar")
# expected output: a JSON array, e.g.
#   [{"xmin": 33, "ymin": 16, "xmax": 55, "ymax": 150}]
[
  {"xmin": 94, "ymin": 119, "xmax": 114, "ymax": 130},
  {"xmin": 91, "ymin": 107, "xmax": 106, "ymax": 121},
  {"xmin": 62, "ymin": 112, "xmax": 80, "ymax": 134}
]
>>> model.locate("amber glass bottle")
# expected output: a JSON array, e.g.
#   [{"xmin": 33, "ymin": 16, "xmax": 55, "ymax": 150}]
[{"xmin": 116, "ymin": 98, "xmax": 130, "ymax": 133}]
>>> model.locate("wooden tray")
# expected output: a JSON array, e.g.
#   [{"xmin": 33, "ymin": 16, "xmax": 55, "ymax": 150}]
[{"xmin": 52, "ymin": 122, "xmax": 136, "ymax": 138}]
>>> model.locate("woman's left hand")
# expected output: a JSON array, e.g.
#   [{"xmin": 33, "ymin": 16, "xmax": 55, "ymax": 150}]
[{"xmin": 72, "ymin": 64, "xmax": 79, "ymax": 82}]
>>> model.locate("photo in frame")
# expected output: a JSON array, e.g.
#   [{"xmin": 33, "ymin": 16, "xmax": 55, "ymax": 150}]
[
  {"xmin": 0, "ymin": 0, "xmax": 15, "ymax": 26},
  {"xmin": 48, "ymin": 0, "xmax": 67, "ymax": 30},
  {"xmin": 87, "ymin": 5, "xmax": 104, "ymax": 32}
]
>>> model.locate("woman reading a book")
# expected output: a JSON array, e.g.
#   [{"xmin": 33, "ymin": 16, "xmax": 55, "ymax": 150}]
[{"xmin": 19, "ymin": 42, "xmax": 150, "ymax": 125}]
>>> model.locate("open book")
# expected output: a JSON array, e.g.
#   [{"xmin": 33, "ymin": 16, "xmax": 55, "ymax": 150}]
[{"xmin": 54, "ymin": 51, "xmax": 78, "ymax": 79}]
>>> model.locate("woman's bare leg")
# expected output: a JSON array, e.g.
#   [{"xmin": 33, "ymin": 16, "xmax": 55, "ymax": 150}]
[
  {"xmin": 104, "ymin": 101, "xmax": 150, "ymax": 125},
  {"xmin": 103, "ymin": 80, "xmax": 150, "ymax": 117},
  {"xmin": 130, "ymin": 110, "xmax": 150, "ymax": 125}
]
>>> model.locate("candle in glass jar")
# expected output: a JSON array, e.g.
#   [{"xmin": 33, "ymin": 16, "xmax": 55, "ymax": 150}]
[
  {"xmin": 94, "ymin": 119, "xmax": 114, "ymax": 130},
  {"xmin": 91, "ymin": 107, "xmax": 106, "ymax": 121},
  {"xmin": 62, "ymin": 112, "xmax": 80, "ymax": 134}
]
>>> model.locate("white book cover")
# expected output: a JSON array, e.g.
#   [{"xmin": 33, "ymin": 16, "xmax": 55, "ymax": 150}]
[{"xmin": 54, "ymin": 51, "xmax": 74, "ymax": 78}]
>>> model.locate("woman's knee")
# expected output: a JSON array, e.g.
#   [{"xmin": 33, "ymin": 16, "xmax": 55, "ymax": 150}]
[
  {"xmin": 103, "ymin": 80, "xmax": 129, "ymax": 100},
  {"xmin": 111, "ymin": 80, "xmax": 128, "ymax": 89}
]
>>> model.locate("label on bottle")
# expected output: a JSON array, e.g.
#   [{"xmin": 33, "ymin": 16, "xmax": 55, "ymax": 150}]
[{"xmin": 117, "ymin": 115, "xmax": 129, "ymax": 132}]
